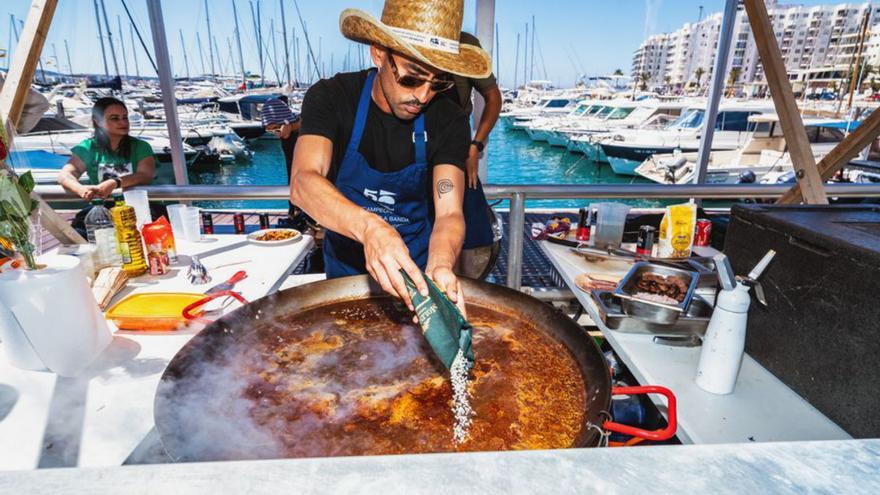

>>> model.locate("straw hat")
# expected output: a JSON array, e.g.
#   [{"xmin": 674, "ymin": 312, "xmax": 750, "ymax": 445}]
[{"xmin": 340, "ymin": 0, "xmax": 492, "ymax": 79}]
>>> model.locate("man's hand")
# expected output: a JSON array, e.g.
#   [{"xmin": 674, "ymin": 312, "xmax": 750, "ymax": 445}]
[
  {"xmin": 94, "ymin": 180, "xmax": 117, "ymax": 199},
  {"xmin": 362, "ymin": 216, "xmax": 428, "ymax": 311},
  {"xmin": 465, "ymin": 144, "xmax": 480, "ymax": 189},
  {"xmin": 427, "ymin": 264, "xmax": 467, "ymax": 320}
]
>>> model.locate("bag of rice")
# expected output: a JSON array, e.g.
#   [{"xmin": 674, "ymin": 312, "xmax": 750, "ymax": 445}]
[{"xmin": 658, "ymin": 203, "xmax": 697, "ymax": 259}]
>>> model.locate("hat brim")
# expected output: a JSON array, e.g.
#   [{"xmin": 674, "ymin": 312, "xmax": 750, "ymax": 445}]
[{"xmin": 340, "ymin": 9, "xmax": 492, "ymax": 79}]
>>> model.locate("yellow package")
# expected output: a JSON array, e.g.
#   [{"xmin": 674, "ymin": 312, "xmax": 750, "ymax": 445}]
[{"xmin": 658, "ymin": 203, "xmax": 697, "ymax": 259}]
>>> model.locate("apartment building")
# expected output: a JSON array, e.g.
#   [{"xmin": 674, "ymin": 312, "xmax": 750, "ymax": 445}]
[{"xmin": 631, "ymin": 1, "xmax": 880, "ymax": 93}]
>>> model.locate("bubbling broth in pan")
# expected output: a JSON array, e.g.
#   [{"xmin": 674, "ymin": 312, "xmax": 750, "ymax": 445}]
[{"xmin": 184, "ymin": 298, "xmax": 587, "ymax": 458}]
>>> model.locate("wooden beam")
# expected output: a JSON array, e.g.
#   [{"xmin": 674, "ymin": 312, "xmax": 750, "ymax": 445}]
[
  {"xmin": 0, "ymin": 0, "xmax": 58, "ymax": 130},
  {"xmin": 743, "ymin": 0, "xmax": 829, "ymax": 205},
  {"xmin": 778, "ymin": 108, "xmax": 880, "ymax": 204},
  {"xmin": 0, "ymin": 0, "xmax": 84, "ymax": 245}
]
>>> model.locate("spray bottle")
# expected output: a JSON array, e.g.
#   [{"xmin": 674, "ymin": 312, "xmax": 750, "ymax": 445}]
[{"xmin": 695, "ymin": 250, "xmax": 776, "ymax": 395}]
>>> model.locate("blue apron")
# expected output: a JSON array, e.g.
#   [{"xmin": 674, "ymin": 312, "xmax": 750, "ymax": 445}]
[
  {"xmin": 462, "ymin": 178, "xmax": 494, "ymax": 249},
  {"xmin": 324, "ymin": 70, "xmax": 432, "ymax": 278}
]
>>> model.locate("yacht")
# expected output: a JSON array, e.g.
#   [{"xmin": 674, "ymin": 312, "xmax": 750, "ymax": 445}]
[
  {"xmin": 635, "ymin": 114, "xmax": 847, "ymax": 184},
  {"xmin": 500, "ymin": 95, "xmax": 582, "ymax": 130},
  {"xmin": 555, "ymin": 100, "xmax": 690, "ymax": 154},
  {"xmin": 597, "ymin": 102, "xmax": 776, "ymax": 176}
]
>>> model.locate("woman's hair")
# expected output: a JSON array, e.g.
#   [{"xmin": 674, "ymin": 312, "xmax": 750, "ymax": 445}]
[{"xmin": 91, "ymin": 96, "xmax": 131, "ymax": 158}]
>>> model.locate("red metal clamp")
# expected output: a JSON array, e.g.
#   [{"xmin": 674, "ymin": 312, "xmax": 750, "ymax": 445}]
[{"xmin": 603, "ymin": 385, "xmax": 677, "ymax": 442}]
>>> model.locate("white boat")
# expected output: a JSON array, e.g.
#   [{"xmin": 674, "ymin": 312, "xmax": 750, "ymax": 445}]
[
  {"xmin": 12, "ymin": 128, "xmax": 198, "ymax": 164},
  {"xmin": 597, "ymin": 102, "xmax": 776, "ymax": 176},
  {"xmin": 501, "ymin": 94, "xmax": 583, "ymax": 130},
  {"xmin": 635, "ymin": 115, "xmax": 847, "ymax": 184},
  {"xmin": 551, "ymin": 100, "xmax": 691, "ymax": 156}
]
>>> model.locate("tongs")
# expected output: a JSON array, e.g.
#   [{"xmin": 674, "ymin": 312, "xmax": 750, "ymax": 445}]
[{"xmin": 571, "ymin": 243, "xmax": 715, "ymax": 268}]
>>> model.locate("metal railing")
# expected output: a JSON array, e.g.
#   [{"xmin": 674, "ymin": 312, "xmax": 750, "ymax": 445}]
[{"xmin": 35, "ymin": 183, "xmax": 880, "ymax": 290}]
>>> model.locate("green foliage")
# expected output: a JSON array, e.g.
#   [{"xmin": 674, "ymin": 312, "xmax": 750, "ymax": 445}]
[{"xmin": 0, "ymin": 170, "xmax": 39, "ymax": 269}]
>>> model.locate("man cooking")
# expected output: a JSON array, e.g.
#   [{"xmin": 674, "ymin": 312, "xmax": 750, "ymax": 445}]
[{"xmin": 290, "ymin": 0, "xmax": 491, "ymax": 314}]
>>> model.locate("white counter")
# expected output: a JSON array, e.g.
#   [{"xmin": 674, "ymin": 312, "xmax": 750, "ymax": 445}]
[
  {"xmin": 0, "ymin": 234, "xmax": 314, "ymax": 471},
  {"xmin": 1, "ymin": 439, "xmax": 878, "ymax": 494},
  {"xmin": 538, "ymin": 239, "xmax": 851, "ymax": 445}
]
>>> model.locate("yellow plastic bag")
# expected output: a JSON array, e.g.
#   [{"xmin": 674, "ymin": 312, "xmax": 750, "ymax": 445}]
[{"xmin": 658, "ymin": 203, "xmax": 697, "ymax": 259}]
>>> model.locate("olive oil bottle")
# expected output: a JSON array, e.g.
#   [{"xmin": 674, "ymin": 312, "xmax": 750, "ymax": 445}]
[{"xmin": 110, "ymin": 197, "xmax": 148, "ymax": 277}]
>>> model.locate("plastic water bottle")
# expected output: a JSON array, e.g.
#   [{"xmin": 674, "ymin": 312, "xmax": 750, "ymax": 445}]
[{"xmin": 85, "ymin": 200, "xmax": 122, "ymax": 270}]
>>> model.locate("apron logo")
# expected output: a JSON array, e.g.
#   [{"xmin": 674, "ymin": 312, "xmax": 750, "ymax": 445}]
[{"xmin": 364, "ymin": 188, "xmax": 397, "ymax": 206}]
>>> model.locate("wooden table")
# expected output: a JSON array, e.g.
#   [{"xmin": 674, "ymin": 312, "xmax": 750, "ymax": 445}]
[
  {"xmin": 537, "ymin": 239, "xmax": 851, "ymax": 445},
  {"xmin": 0, "ymin": 234, "xmax": 313, "ymax": 471}
]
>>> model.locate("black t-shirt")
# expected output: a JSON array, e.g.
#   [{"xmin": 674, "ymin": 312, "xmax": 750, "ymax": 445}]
[{"xmin": 299, "ymin": 69, "xmax": 470, "ymax": 183}]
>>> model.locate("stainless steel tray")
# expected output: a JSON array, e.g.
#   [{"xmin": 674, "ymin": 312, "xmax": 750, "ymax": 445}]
[
  {"xmin": 591, "ymin": 290, "xmax": 711, "ymax": 337},
  {"xmin": 613, "ymin": 262, "xmax": 700, "ymax": 325}
]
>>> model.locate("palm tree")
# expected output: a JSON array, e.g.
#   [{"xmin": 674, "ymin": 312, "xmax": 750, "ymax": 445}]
[
  {"xmin": 727, "ymin": 67, "xmax": 742, "ymax": 96},
  {"xmin": 639, "ymin": 72, "xmax": 651, "ymax": 91},
  {"xmin": 664, "ymin": 75, "xmax": 672, "ymax": 93},
  {"xmin": 613, "ymin": 68, "xmax": 624, "ymax": 76},
  {"xmin": 694, "ymin": 67, "xmax": 706, "ymax": 89}
]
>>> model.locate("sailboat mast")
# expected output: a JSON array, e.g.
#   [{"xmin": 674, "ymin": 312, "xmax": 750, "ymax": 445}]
[
  {"xmin": 226, "ymin": 38, "xmax": 236, "ymax": 78},
  {"xmin": 179, "ymin": 30, "xmax": 190, "ymax": 79},
  {"xmin": 204, "ymin": 0, "xmax": 216, "ymax": 79},
  {"xmin": 64, "ymin": 39, "xmax": 74, "ymax": 76},
  {"xmin": 530, "ymin": 15, "xmax": 536, "ymax": 82},
  {"xmin": 93, "ymin": 0, "xmax": 109, "ymax": 76},
  {"xmin": 129, "ymin": 23, "xmax": 140, "ymax": 79},
  {"xmin": 117, "ymin": 16, "xmax": 129, "ymax": 80},
  {"xmin": 270, "ymin": 19, "xmax": 281, "ymax": 84},
  {"xmin": 523, "ymin": 23, "xmax": 528, "ymax": 87},
  {"xmin": 14, "ymin": 18, "xmax": 45, "ymax": 83},
  {"xmin": 51, "ymin": 42, "xmax": 59, "ymax": 80},
  {"xmin": 495, "ymin": 22, "xmax": 500, "ymax": 83},
  {"xmin": 99, "ymin": 0, "xmax": 120, "ymax": 77},
  {"xmin": 195, "ymin": 32, "xmax": 207, "ymax": 76},
  {"xmin": 232, "ymin": 0, "xmax": 247, "ymax": 85},
  {"xmin": 213, "ymin": 36, "xmax": 223, "ymax": 77},
  {"xmin": 292, "ymin": 0, "xmax": 321, "ymax": 84},
  {"xmin": 513, "ymin": 32, "xmax": 520, "ymax": 89},
  {"xmin": 279, "ymin": 0, "xmax": 291, "ymax": 85},
  {"xmin": 250, "ymin": 0, "xmax": 266, "ymax": 86}
]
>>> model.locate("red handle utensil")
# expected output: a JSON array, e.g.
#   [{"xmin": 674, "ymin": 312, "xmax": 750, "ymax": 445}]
[
  {"xmin": 603, "ymin": 385, "xmax": 677, "ymax": 443},
  {"xmin": 182, "ymin": 290, "xmax": 249, "ymax": 325},
  {"xmin": 205, "ymin": 270, "xmax": 248, "ymax": 294}
]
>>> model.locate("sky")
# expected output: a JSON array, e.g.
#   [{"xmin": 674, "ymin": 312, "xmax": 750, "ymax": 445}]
[{"xmin": 0, "ymin": 0, "xmax": 862, "ymax": 88}]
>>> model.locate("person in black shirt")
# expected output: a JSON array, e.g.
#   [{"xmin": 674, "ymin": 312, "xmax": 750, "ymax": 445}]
[{"xmin": 290, "ymin": 0, "xmax": 491, "ymax": 313}]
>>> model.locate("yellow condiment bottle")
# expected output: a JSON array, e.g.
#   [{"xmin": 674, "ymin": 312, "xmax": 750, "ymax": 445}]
[{"xmin": 110, "ymin": 198, "xmax": 148, "ymax": 277}]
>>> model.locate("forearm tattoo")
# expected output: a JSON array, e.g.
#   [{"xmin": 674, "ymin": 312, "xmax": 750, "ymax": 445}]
[{"xmin": 437, "ymin": 178, "xmax": 454, "ymax": 198}]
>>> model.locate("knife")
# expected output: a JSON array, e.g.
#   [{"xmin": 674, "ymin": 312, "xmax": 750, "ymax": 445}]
[{"xmin": 205, "ymin": 270, "xmax": 248, "ymax": 295}]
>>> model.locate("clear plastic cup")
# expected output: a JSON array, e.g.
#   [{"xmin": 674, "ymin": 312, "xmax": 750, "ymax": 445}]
[
  {"xmin": 182, "ymin": 207, "xmax": 202, "ymax": 242},
  {"xmin": 166, "ymin": 204, "xmax": 188, "ymax": 241},
  {"xmin": 592, "ymin": 202, "xmax": 631, "ymax": 249}
]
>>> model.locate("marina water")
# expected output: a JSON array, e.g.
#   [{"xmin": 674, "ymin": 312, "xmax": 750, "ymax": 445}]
[{"xmin": 190, "ymin": 125, "xmax": 673, "ymax": 211}]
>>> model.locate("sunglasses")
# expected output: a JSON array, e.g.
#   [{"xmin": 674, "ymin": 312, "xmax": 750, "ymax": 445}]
[
  {"xmin": 266, "ymin": 124, "xmax": 283, "ymax": 133},
  {"xmin": 387, "ymin": 51, "xmax": 454, "ymax": 93}
]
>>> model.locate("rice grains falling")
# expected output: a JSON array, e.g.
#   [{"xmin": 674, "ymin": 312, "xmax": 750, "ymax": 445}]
[{"xmin": 450, "ymin": 348, "xmax": 474, "ymax": 444}]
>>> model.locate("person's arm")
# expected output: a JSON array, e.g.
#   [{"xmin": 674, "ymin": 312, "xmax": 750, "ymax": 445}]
[
  {"xmin": 92, "ymin": 154, "xmax": 156, "ymax": 198},
  {"xmin": 57, "ymin": 155, "xmax": 97, "ymax": 200},
  {"xmin": 289, "ymin": 135, "xmax": 429, "ymax": 308},
  {"xmin": 466, "ymin": 84, "xmax": 502, "ymax": 188},
  {"xmin": 426, "ymin": 164, "xmax": 467, "ymax": 317}
]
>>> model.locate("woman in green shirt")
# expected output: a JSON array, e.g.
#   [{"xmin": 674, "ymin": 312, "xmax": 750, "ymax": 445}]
[{"xmin": 57, "ymin": 97, "xmax": 156, "ymax": 200}]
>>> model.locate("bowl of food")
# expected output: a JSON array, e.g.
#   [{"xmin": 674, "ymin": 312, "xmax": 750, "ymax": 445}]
[
  {"xmin": 247, "ymin": 228, "xmax": 302, "ymax": 246},
  {"xmin": 613, "ymin": 262, "xmax": 699, "ymax": 325}
]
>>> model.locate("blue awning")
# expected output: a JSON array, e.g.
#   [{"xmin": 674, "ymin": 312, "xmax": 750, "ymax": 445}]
[{"xmin": 7, "ymin": 150, "xmax": 71, "ymax": 169}]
